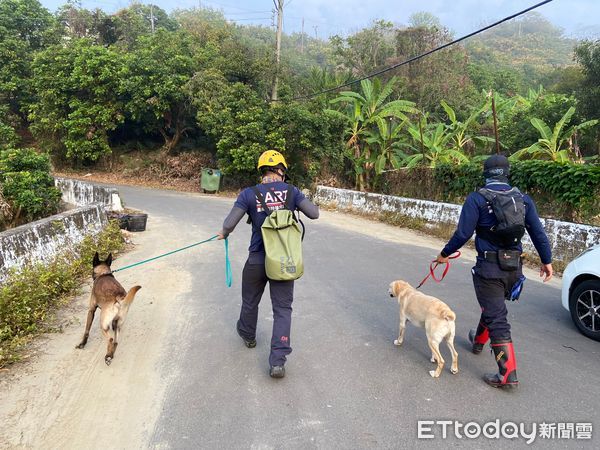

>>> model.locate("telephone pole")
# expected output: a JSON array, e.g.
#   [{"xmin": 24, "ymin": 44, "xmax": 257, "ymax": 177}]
[
  {"xmin": 301, "ymin": 17, "xmax": 304, "ymax": 53},
  {"xmin": 271, "ymin": 0, "xmax": 284, "ymax": 101},
  {"xmin": 150, "ymin": 4, "xmax": 155, "ymax": 33}
]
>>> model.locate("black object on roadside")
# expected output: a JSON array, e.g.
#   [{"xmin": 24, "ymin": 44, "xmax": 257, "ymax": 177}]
[{"xmin": 127, "ymin": 213, "xmax": 148, "ymax": 232}]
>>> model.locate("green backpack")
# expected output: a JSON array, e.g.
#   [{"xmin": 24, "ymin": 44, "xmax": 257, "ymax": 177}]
[{"xmin": 252, "ymin": 185, "xmax": 303, "ymax": 281}]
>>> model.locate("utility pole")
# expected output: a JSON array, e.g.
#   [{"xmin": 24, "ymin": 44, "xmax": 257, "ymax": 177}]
[
  {"xmin": 313, "ymin": 25, "xmax": 318, "ymax": 39},
  {"xmin": 301, "ymin": 17, "xmax": 304, "ymax": 53},
  {"xmin": 150, "ymin": 4, "xmax": 155, "ymax": 33},
  {"xmin": 490, "ymin": 91, "xmax": 501, "ymax": 155},
  {"xmin": 271, "ymin": 0, "xmax": 284, "ymax": 101}
]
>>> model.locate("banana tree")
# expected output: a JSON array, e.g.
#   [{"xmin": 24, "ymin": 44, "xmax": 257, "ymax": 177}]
[
  {"xmin": 441, "ymin": 99, "xmax": 494, "ymax": 155},
  {"xmin": 364, "ymin": 117, "xmax": 408, "ymax": 175},
  {"xmin": 403, "ymin": 115, "xmax": 469, "ymax": 168},
  {"xmin": 327, "ymin": 77, "xmax": 415, "ymax": 190},
  {"xmin": 511, "ymin": 107, "xmax": 599, "ymax": 163},
  {"xmin": 325, "ymin": 100, "xmax": 367, "ymax": 190}
]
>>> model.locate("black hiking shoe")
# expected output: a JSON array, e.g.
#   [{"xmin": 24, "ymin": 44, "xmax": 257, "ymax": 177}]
[
  {"xmin": 236, "ymin": 326, "xmax": 256, "ymax": 348},
  {"xmin": 269, "ymin": 365, "xmax": 285, "ymax": 378}
]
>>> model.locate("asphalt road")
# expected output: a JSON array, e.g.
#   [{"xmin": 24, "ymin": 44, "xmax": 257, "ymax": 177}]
[{"xmin": 114, "ymin": 184, "xmax": 599, "ymax": 449}]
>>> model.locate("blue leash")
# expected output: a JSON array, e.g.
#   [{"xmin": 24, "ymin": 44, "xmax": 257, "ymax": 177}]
[
  {"xmin": 112, "ymin": 236, "xmax": 232, "ymax": 287},
  {"xmin": 224, "ymin": 238, "xmax": 232, "ymax": 288}
]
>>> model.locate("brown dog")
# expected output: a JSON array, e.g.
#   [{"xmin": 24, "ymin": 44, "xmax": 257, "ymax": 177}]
[
  {"xmin": 76, "ymin": 252, "xmax": 141, "ymax": 365},
  {"xmin": 388, "ymin": 280, "xmax": 458, "ymax": 378}
]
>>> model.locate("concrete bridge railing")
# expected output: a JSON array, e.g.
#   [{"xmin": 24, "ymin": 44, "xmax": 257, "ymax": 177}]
[
  {"xmin": 314, "ymin": 186, "xmax": 600, "ymax": 264},
  {"xmin": 0, "ymin": 178, "xmax": 120, "ymax": 281}
]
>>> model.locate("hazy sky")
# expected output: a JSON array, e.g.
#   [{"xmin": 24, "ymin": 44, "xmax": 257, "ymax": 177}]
[{"xmin": 40, "ymin": 0, "xmax": 600, "ymax": 39}]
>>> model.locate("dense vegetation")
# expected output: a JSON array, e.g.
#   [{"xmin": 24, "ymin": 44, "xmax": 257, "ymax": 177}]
[
  {"xmin": 0, "ymin": 148, "xmax": 61, "ymax": 229},
  {"xmin": 1, "ymin": 0, "xmax": 599, "ymax": 223}
]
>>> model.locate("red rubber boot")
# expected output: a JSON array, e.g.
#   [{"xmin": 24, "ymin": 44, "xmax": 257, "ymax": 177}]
[
  {"xmin": 468, "ymin": 322, "xmax": 489, "ymax": 354},
  {"xmin": 484, "ymin": 339, "xmax": 518, "ymax": 389}
]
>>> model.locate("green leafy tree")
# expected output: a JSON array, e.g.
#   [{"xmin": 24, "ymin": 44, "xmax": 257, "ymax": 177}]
[
  {"xmin": 468, "ymin": 62, "xmax": 523, "ymax": 96},
  {"xmin": 327, "ymin": 77, "xmax": 416, "ymax": 190},
  {"xmin": 511, "ymin": 106, "xmax": 598, "ymax": 162},
  {"xmin": 112, "ymin": 3, "xmax": 178, "ymax": 49},
  {"xmin": 394, "ymin": 19, "xmax": 475, "ymax": 114},
  {"xmin": 0, "ymin": 105, "xmax": 18, "ymax": 149},
  {"xmin": 29, "ymin": 39, "xmax": 125, "ymax": 163},
  {"xmin": 403, "ymin": 115, "xmax": 469, "ymax": 168},
  {"xmin": 441, "ymin": 99, "xmax": 494, "ymax": 155},
  {"xmin": 120, "ymin": 30, "xmax": 197, "ymax": 156},
  {"xmin": 499, "ymin": 89, "xmax": 578, "ymax": 154},
  {"xmin": 192, "ymin": 76, "xmax": 283, "ymax": 174},
  {"xmin": 190, "ymin": 70, "xmax": 343, "ymax": 183},
  {"xmin": 57, "ymin": 2, "xmax": 118, "ymax": 44},
  {"xmin": 0, "ymin": 0, "xmax": 58, "ymax": 136},
  {"xmin": 331, "ymin": 20, "xmax": 395, "ymax": 78},
  {"xmin": 364, "ymin": 118, "xmax": 408, "ymax": 175},
  {"xmin": 574, "ymin": 40, "xmax": 600, "ymax": 125}
]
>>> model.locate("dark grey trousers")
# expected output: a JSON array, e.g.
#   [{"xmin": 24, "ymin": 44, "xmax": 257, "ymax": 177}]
[{"xmin": 237, "ymin": 260, "xmax": 294, "ymax": 366}]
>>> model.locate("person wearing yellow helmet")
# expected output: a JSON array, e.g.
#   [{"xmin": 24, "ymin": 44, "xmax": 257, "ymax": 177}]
[
  {"xmin": 217, "ymin": 150, "xmax": 319, "ymax": 378},
  {"xmin": 257, "ymin": 150, "xmax": 288, "ymax": 172}
]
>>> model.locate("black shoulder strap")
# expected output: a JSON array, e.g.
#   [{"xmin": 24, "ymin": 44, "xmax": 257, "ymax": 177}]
[
  {"xmin": 284, "ymin": 184, "xmax": 294, "ymax": 210},
  {"xmin": 478, "ymin": 187, "xmax": 493, "ymax": 203},
  {"xmin": 251, "ymin": 186, "xmax": 271, "ymax": 215}
]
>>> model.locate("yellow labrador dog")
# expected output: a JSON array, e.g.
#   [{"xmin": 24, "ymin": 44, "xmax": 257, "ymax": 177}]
[{"xmin": 388, "ymin": 280, "xmax": 458, "ymax": 378}]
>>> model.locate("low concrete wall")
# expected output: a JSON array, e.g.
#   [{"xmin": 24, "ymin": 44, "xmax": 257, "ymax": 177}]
[
  {"xmin": 0, "ymin": 204, "xmax": 108, "ymax": 281},
  {"xmin": 55, "ymin": 177, "xmax": 123, "ymax": 211},
  {"xmin": 315, "ymin": 186, "xmax": 600, "ymax": 263}
]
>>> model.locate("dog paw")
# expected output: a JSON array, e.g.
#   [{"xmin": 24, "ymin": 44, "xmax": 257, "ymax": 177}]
[
  {"xmin": 105, "ymin": 356, "xmax": 112, "ymax": 366},
  {"xmin": 429, "ymin": 370, "xmax": 438, "ymax": 378},
  {"xmin": 451, "ymin": 367, "xmax": 459, "ymax": 375},
  {"xmin": 430, "ymin": 357, "xmax": 436, "ymax": 363},
  {"xmin": 76, "ymin": 343, "xmax": 85, "ymax": 349},
  {"xmin": 393, "ymin": 339, "xmax": 403, "ymax": 346}
]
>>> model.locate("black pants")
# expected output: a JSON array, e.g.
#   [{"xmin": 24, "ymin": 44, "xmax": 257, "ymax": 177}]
[
  {"xmin": 237, "ymin": 260, "xmax": 294, "ymax": 367},
  {"xmin": 472, "ymin": 258, "xmax": 522, "ymax": 341}
]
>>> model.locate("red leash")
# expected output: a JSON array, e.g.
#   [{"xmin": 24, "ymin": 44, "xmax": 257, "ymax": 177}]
[{"xmin": 416, "ymin": 251, "xmax": 461, "ymax": 289}]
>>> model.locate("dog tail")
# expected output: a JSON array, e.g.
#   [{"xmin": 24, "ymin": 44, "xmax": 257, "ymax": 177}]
[
  {"xmin": 441, "ymin": 308, "xmax": 456, "ymax": 322},
  {"xmin": 123, "ymin": 285, "xmax": 142, "ymax": 305}
]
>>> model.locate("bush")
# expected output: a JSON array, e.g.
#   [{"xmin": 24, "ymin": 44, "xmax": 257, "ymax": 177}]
[
  {"xmin": 0, "ymin": 148, "xmax": 61, "ymax": 228},
  {"xmin": 511, "ymin": 161, "xmax": 600, "ymax": 221},
  {"xmin": 0, "ymin": 220, "xmax": 125, "ymax": 367},
  {"xmin": 499, "ymin": 92, "xmax": 578, "ymax": 154},
  {"xmin": 192, "ymin": 77, "xmax": 345, "ymax": 187}
]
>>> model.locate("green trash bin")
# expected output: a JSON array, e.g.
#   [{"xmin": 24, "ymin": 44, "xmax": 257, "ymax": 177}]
[{"xmin": 201, "ymin": 168, "xmax": 222, "ymax": 193}]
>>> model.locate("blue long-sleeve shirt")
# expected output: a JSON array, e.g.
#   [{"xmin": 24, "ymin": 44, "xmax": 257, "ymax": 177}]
[{"xmin": 441, "ymin": 182, "xmax": 552, "ymax": 264}]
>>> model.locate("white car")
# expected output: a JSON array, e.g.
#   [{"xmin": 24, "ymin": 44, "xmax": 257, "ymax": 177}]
[{"xmin": 562, "ymin": 245, "xmax": 600, "ymax": 341}]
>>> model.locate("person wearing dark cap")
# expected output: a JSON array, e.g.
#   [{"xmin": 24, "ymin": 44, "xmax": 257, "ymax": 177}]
[{"xmin": 436, "ymin": 154, "xmax": 553, "ymax": 389}]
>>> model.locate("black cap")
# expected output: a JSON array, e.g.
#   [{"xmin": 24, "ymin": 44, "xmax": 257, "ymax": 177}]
[{"xmin": 483, "ymin": 154, "xmax": 510, "ymax": 178}]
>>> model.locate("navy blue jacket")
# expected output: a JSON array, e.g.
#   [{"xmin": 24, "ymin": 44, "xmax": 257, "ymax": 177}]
[
  {"xmin": 234, "ymin": 182, "xmax": 306, "ymax": 261},
  {"xmin": 441, "ymin": 182, "xmax": 552, "ymax": 264}
]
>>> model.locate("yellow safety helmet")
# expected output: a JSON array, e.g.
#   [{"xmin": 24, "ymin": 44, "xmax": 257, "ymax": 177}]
[{"xmin": 257, "ymin": 150, "xmax": 288, "ymax": 170}]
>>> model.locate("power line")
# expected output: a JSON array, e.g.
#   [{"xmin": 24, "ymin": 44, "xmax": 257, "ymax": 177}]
[
  {"xmin": 226, "ymin": 18, "xmax": 272, "ymax": 21},
  {"xmin": 201, "ymin": 0, "xmax": 265, "ymax": 13},
  {"xmin": 285, "ymin": 0, "xmax": 555, "ymax": 102},
  {"xmin": 223, "ymin": 11, "xmax": 272, "ymax": 15}
]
